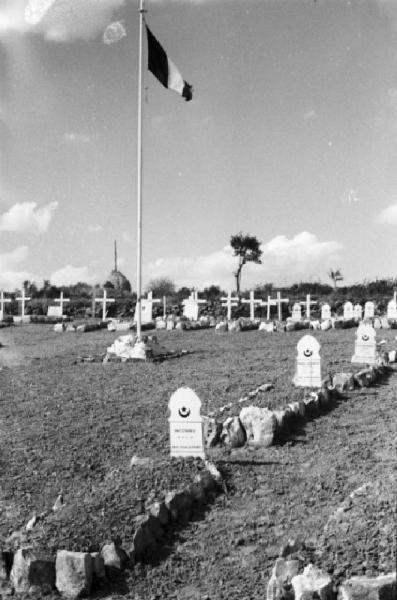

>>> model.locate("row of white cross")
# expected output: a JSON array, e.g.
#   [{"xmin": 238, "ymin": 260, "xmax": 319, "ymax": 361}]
[{"xmin": 2, "ymin": 289, "xmax": 397, "ymax": 321}]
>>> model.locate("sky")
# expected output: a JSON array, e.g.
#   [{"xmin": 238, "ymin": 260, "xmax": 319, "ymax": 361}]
[{"xmin": 0, "ymin": 0, "xmax": 396, "ymax": 293}]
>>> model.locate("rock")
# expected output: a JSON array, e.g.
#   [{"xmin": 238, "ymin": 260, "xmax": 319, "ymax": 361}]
[
  {"xmin": 291, "ymin": 564, "xmax": 334, "ymax": 600},
  {"xmin": 53, "ymin": 323, "xmax": 65, "ymax": 333},
  {"xmin": 202, "ymin": 416, "xmax": 223, "ymax": 448},
  {"xmin": 130, "ymin": 455, "xmax": 153, "ymax": 468},
  {"xmin": 388, "ymin": 350, "xmax": 396, "ymax": 363},
  {"xmin": 354, "ymin": 369, "xmax": 374, "ymax": 388},
  {"xmin": 55, "ymin": 550, "xmax": 93, "ymax": 598},
  {"xmin": 186, "ymin": 479, "xmax": 207, "ymax": 503},
  {"xmin": 321, "ymin": 319, "xmax": 332, "ymax": 331},
  {"xmin": 25, "ymin": 515, "xmax": 37, "ymax": 531},
  {"xmin": 239, "ymin": 406, "xmax": 277, "ymax": 447},
  {"xmin": 66, "ymin": 324, "xmax": 76, "ymax": 332},
  {"xmin": 267, "ymin": 557, "xmax": 300, "ymax": 600},
  {"xmin": 221, "ymin": 416, "xmax": 247, "ymax": 448},
  {"xmin": 10, "ymin": 548, "xmax": 55, "ymax": 594},
  {"xmin": 90, "ymin": 553, "xmax": 106, "ymax": 582},
  {"xmin": 332, "ymin": 372, "xmax": 355, "ymax": 392},
  {"xmin": 148, "ymin": 501, "xmax": 170, "ymax": 526},
  {"xmin": 228, "ymin": 320, "xmax": 241, "ymax": 332},
  {"xmin": 76, "ymin": 324, "xmax": 86, "ymax": 332},
  {"xmin": 100, "ymin": 542, "xmax": 128, "ymax": 571},
  {"xmin": 132, "ymin": 517, "xmax": 158, "ymax": 559},
  {"xmin": 338, "ymin": 572, "xmax": 396, "ymax": 599},
  {"xmin": 215, "ymin": 322, "xmax": 228, "ymax": 332},
  {"xmin": 373, "ymin": 317, "xmax": 382, "ymax": 329},
  {"xmin": 165, "ymin": 490, "xmax": 192, "ymax": 522},
  {"xmin": 52, "ymin": 493, "xmax": 64, "ymax": 512}
]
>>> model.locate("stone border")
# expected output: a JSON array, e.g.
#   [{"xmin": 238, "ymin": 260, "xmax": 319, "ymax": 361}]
[
  {"xmin": 0, "ymin": 461, "xmax": 222, "ymax": 598},
  {"xmin": 213, "ymin": 363, "xmax": 394, "ymax": 449}
]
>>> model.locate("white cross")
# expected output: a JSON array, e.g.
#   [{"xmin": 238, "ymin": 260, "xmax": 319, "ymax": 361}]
[
  {"xmin": 221, "ymin": 291, "xmax": 239, "ymax": 320},
  {"xmin": 189, "ymin": 290, "xmax": 206, "ymax": 304},
  {"xmin": 266, "ymin": 291, "xmax": 289, "ymax": 321},
  {"xmin": 163, "ymin": 295, "xmax": 167, "ymax": 319},
  {"xmin": 94, "ymin": 289, "xmax": 115, "ymax": 321},
  {"xmin": 242, "ymin": 291, "xmax": 262, "ymax": 321},
  {"xmin": 393, "ymin": 291, "xmax": 397, "ymax": 303},
  {"xmin": 55, "ymin": 291, "xmax": 70, "ymax": 314},
  {"xmin": 0, "ymin": 290, "xmax": 11, "ymax": 318},
  {"xmin": 16, "ymin": 289, "xmax": 31, "ymax": 317},
  {"xmin": 260, "ymin": 295, "xmax": 277, "ymax": 320},
  {"xmin": 300, "ymin": 294, "xmax": 317, "ymax": 319}
]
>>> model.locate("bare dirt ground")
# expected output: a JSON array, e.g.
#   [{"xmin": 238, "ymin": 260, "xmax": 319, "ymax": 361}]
[{"xmin": 0, "ymin": 324, "xmax": 396, "ymax": 599}]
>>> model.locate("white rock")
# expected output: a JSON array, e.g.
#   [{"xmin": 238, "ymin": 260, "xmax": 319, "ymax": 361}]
[
  {"xmin": 291, "ymin": 563, "xmax": 333, "ymax": 600},
  {"xmin": 239, "ymin": 406, "xmax": 276, "ymax": 446},
  {"xmin": 55, "ymin": 550, "xmax": 93, "ymax": 598}
]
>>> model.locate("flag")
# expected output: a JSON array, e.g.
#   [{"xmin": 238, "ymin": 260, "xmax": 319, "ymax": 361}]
[{"xmin": 146, "ymin": 25, "xmax": 193, "ymax": 102}]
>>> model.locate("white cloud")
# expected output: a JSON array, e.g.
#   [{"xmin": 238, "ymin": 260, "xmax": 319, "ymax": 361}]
[
  {"xmin": 50, "ymin": 264, "xmax": 97, "ymax": 286},
  {"xmin": 145, "ymin": 231, "xmax": 343, "ymax": 290},
  {"xmin": 376, "ymin": 203, "xmax": 397, "ymax": 225},
  {"xmin": 63, "ymin": 132, "xmax": 91, "ymax": 144},
  {"xmin": 87, "ymin": 224, "xmax": 103, "ymax": 233},
  {"xmin": 0, "ymin": 201, "xmax": 58, "ymax": 233},
  {"xmin": 0, "ymin": 245, "xmax": 38, "ymax": 289}
]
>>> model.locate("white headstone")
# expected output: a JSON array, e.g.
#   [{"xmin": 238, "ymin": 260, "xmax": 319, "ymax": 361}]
[
  {"xmin": 364, "ymin": 301, "xmax": 375, "ymax": 319},
  {"xmin": 135, "ymin": 291, "xmax": 161, "ymax": 324},
  {"xmin": 168, "ymin": 387, "xmax": 205, "ymax": 459},
  {"xmin": 293, "ymin": 334, "xmax": 322, "ymax": 388},
  {"xmin": 343, "ymin": 301, "xmax": 354, "ymax": 320},
  {"xmin": 387, "ymin": 299, "xmax": 397, "ymax": 320},
  {"xmin": 321, "ymin": 304, "xmax": 331, "ymax": 320},
  {"xmin": 353, "ymin": 304, "xmax": 363, "ymax": 320},
  {"xmin": 291, "ymin": 303, "xmax": 302, "ymax": 322},
  {"xmin": 47, "ymin": 306, "xmax": 63, "ymax": 318},
  {"xmin": 351, "ymin": 323, "xmax": 377, "ymax": 365},
  {"xmin": 182, "ymin": 291, "xmax": 206, "ymax": 321}
]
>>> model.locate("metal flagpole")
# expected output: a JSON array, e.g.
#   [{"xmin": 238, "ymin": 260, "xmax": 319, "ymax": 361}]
[{"xmin": 136, "ymin": 0, "xmax": 145, "ymax": 340}]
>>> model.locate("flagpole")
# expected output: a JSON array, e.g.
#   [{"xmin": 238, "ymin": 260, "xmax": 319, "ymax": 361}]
[{"xmin": 136, "ymin": 0, "xmax": 145, "ymax": 339}]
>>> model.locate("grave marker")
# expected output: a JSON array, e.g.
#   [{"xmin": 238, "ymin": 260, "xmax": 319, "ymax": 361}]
[
  {"xmin": 134, "ymin": 291, "xmax": 160, "ymax": 324},
  {"xmin": 351, "ymin": 323, "xmax": 377, "ymax": 365},
  {"xmin": 300, "ymin": 294, "xmax": 317, "ymax": 319},
  {"xmin": 321, "ymin": 304, "xmax": 331, "ymax": 320},
  {"xmin": 16, "ymin": 289, "xmax": 31, "ymax": 319},
  {"xmin": 343, "ymin": 301, "xmax": 354, "ymax": 320},
  {"xmin": 291, "ymin": 303, "xmax": 302, "ymax": 322},
  {"xmin": 168, "ymin": 387, "xmax": 205, "ymax": 459},
  {"xmin": 182, "ymin": 290, "xmax": 206, "ymax": 321},
  {"xmin": 221, "ymin": 291, "xmax": 239, "ymax": 321},
  {"xmin": 0, "ymin": 291, "xmax": 11, "ymax": 321},
  {"xmin": 272, "ymin": 291, "xmax": 289, "ymax": 321},
  {"xmin": 94, "ymin": 290, "xmax": 115, "ymax": 321},
  {"xmin": 54, "ymin": 291, "xmax": 70, "ymax": 316},
  {"xmin": 293, "ymin": 334, "xmax": 322, "ymax": 388},
  {"xmin": 364, "ymin": 301, "xmax": 375, "ymax": 320},
  {"xmin": 387, "ymin": 292, "xmax": 397, "ymax": 320},
  {"xmin": 242, "ymin": 291, "xmax": 262, "ymax": 321},
  {"xmin": 353, "ymin": 303, "xmax": 363, "ymax": 320},
  {"xmin": 259, "ymin": 296, "xmax": 277, "ymax": 321}
]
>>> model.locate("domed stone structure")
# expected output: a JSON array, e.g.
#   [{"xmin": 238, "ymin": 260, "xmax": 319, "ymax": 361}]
[{"xmin": 103, "ymin": 241, "xmax": 131, "ymax": 292}]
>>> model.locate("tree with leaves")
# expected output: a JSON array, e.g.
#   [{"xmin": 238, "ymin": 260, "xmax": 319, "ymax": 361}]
[
  {"xmin": 146, "ymin": 277, "xmax": 176, "ymax": 298},
  {"xmin": 230, "ymin": 232, "xmax": 262, "ymax": 295},
  {"xmin": 328, "ymin": 268, "xmax": 344, "ymax": 290}
]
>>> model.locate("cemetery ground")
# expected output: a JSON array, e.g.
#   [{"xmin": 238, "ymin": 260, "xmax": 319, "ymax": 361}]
[{"xmin": 0, "ymin": 324, "xmax": 396, "ymax": 599}]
